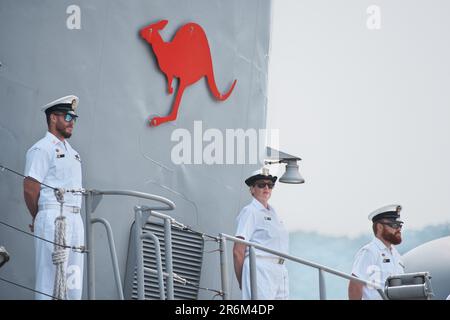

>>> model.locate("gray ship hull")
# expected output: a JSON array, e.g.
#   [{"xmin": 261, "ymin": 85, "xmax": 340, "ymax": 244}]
[{"xmin": 0, "ymin": 0, "xmax": 271, "ymax": 299}]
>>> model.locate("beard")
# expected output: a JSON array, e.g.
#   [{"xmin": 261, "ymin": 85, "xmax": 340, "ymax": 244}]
[
  {"xmin": 56, "ymin": 125, "xmax": 72, "ymax": 139},
  {"xmin": 382, "ymin": 228, "xmax": 402, "ymax": 245}
]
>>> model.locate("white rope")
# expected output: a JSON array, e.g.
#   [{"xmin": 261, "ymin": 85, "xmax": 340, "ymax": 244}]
[
  {"xmin": 52, "ymin": 214, "xmax": 68, "ymax": 300},
  {"xmin": 52, "ymin": 189, "xmax": 68, "ymax": 300}
]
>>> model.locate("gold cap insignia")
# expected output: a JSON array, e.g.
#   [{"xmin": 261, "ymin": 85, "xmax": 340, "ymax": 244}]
[{"xmin": 72, "ymin": 98, "xmax": 78, "ymax": 111}]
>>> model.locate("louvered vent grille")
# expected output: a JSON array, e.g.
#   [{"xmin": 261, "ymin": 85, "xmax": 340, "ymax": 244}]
[{"xmin": 130, "ymin": 222, "xmax": 204, "ymax": 300}]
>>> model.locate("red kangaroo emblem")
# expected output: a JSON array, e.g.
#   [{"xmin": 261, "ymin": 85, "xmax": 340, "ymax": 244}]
[{"xmin": 140, "ymin": 20, "xmax": 237, "ymax": 126}]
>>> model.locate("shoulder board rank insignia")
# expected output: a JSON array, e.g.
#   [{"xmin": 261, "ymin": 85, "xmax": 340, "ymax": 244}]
[{"xmin": 75, "ymin": 154, "xmax": 81, "ymax": 162}]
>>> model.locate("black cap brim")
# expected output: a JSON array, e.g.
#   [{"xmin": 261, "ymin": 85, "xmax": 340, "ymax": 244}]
[
  {"xmin": 372, "ymin": 212, "xmax": 401, "ymax": 222},
  {"xmin": 245, "ymin": 174, "xmax": 277, "ymax": 186},
  {"xmin": 45, "ymin": 103, "xmax": 74, "ymax": 115}
]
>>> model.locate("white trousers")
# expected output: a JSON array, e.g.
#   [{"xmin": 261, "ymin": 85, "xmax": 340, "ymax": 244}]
[
  {"xmin": 34, "ymin": 208, "xmax": 84, "ymax": 300},
  {"xmin": 241, "ymin": 257, "xmax": 289, "ymax": 300}
]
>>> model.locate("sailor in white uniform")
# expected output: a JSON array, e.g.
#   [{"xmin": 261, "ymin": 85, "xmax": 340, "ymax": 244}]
[
  {"xmin": 233, "ymin": 168, "xmax": 289, "ymax": 300},
  {"xmin": 348, "ymin": 204, "xmax": 405, "ymax": 300},
  {"xmin": 23, "ymin": 95, "xmax": 84, "ymax": 300}
]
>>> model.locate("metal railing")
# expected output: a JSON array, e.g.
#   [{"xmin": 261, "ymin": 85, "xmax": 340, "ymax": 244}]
[
  {"xmin": 133, "ymin": 206, "xmax": 177, "ymax": 300},
  {"xmin": 219, "ymin": 233, "xmax": 387, "ymax": 300},
  {"xmin": 83, "ymin": 189, "xmax": 175, "ymax": 300}
]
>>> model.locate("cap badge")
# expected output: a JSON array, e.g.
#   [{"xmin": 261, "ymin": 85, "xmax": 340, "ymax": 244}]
[{"xmin": 72, "ymin": 98, "xmax": 77, "ymax": 110}]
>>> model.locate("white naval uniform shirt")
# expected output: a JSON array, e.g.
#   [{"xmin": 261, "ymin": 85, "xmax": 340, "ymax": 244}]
[
  {"xmin": 351, "ymin": 237, "xmax": 405, "ymax": 300},
  {"xmin": 235, "ymin": 198, "xmax": 289, "ymax": 257},
  {"xmin": 24, "ymin": 132, "xmax": 82, "ymax": 208}
]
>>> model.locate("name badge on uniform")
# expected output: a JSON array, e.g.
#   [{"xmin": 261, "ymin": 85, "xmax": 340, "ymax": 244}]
[
  {"xmin": 264, "ymin": 216, "xmax": 271, "ymax": 221},
  {"xmin": 75, "ymin": 154, "xmax": 81, "ymax": 162},
  {"xmin": 383, "ymin": 258, "xmax": 390, "ymax": 263},
  {"xmin": 55, "ymin": 148, "xmax": 65, "ymax": 158}
]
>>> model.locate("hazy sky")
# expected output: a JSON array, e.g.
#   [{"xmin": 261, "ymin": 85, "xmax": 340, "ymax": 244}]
[{"xmin": 267, "ymin": 0, "xmax": 450, "ymax": 237}]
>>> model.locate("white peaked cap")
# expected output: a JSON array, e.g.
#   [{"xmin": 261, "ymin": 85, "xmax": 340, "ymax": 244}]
[
  {"xmin": 368, "ymin": 204, "xmax": 402, "ymax": 222},
  {"xmin": 245, "ymin": 167, "xmax": 277, "ymax": 186},
  {"xmin": 40, "ymin": 95, "xmax": 79, "ymax": 114}
]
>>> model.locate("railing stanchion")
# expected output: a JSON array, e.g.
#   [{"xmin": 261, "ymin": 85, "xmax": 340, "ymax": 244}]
[
  {"xmin": 249, "ymin": 246, "xmax": 258, "ymax": 300},
  {"xmin": 318, "ymin": 269, "xmax": 326, "ymax": 300},
  {"xmin": 219, "ymin": 234, "xmax": 230, "ymax": 300},
  {"xmin": 134, "ymin": 206, "xmax": 145, "ymax": 300},
  {"xmin": 164, "ymin": 217, "xmax": 175, "ymax": 300},
  {"xmin": 85, "ymin": 190, "xmax": 95, "ymax": 300}
]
